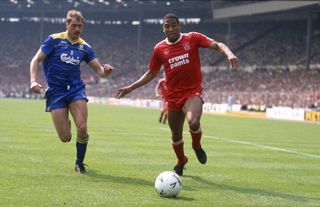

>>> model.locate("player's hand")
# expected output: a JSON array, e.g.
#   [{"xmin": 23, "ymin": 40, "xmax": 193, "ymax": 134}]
[
  {"xmin": 30, "ymin": 81, "xmax": 43, "ymax": 94},
  {"xmin": 228, "ymin": 54, "xmax": 240, "ymax": 69},
  {"xmin": 102, "ymin": 64, "xmax": 113, "ymax": 77},
  {"xmin": 116, "ymin": 86, "xmax": 132, "ymax": 99}
]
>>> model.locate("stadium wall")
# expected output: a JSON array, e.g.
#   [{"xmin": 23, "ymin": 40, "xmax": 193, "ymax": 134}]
[{"xmin": 87, "ymin": 96, "xmax": 320, "ymax": 123}]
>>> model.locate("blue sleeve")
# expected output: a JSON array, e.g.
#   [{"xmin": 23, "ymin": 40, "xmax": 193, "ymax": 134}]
[
  {"xmin": 84, "ymin": 45, "xmax": 96, "ymax": 64},
  {"xmin": 40, "ymin": 35, "xmax": 55, "ymax": 56}
]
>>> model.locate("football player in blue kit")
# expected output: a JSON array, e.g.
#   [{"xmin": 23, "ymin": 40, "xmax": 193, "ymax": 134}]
[{"xmin": 30, "ymin": 10, "xmax": 113, "ymax": 174}]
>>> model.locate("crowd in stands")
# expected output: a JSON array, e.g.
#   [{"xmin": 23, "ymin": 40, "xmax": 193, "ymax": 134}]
[{"xmin": 0, "ymin": 18, "xmax": 320, "ymax": 110}]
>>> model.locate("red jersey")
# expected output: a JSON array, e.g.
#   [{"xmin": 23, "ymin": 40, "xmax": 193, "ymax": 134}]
[
  {"xmin": 149, "ymin": 32, "xmax": 213, "ymax": 101},
  {"xmin": 156, "ymin": 78, "xmax": 168, "ymax": 99}
]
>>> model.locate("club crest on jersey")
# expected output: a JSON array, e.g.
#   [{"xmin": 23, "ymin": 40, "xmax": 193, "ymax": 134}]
[
  {"xmin": 163, "ymin": 49, "xmax": 170, "ymax": 57},
  {"xmin": 60, "ymin": 53, "xmax": 80, "ymax": 65},
  {"xmin": 183, "ymin": 43, "xmax": 190, "ymax": 51}
]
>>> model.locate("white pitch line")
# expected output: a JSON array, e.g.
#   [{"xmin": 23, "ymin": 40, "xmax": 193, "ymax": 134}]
[
  {"xmin": 159, "ymin": 127, "xmax": 320, "ymax": 159},
  {"xmin": 204, "ymin": 134, "xmax": 320, "ymax": 159}
]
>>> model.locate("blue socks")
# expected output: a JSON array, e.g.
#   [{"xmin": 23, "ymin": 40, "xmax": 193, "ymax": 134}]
[{"xmin": 76, "ymin": 134, "xmax": 89, "ymax": 165}]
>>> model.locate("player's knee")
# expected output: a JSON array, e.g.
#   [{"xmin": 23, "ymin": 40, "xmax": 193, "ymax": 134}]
[
  {"xmin": 188, "ymin": 119, "xmax": 200, "ymax": 131},
  {"xmin": 59, "ymin": 134, "xmax": 72, "ymax": 143},
  {"xmin": 77, "ymin": 123, "xmax": 87, "ymax": 136}
]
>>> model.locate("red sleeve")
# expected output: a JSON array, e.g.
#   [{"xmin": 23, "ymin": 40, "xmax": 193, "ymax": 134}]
[
  {"xmin": 149, "ymin": 47, "xmax": 162, "ymax": 72},
  {"xmin": 191, "ymin": 32, "xmax": 213, "ymax": 48}
]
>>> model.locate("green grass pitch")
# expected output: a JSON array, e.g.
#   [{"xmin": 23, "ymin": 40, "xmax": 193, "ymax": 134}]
[{"xmin": 0, "ymin": 98, "xmax": 319, "ymax": 207}]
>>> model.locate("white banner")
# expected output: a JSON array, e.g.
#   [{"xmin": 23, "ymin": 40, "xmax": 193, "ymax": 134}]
[{"xmin": 266, "ymin": 107, "xmax": 305, "ymax": 121}]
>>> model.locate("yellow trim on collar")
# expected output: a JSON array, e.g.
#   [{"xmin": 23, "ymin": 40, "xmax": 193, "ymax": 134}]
[{"xmin": 51, "ymin": 31, "xmax": 88, "ymax": 46}]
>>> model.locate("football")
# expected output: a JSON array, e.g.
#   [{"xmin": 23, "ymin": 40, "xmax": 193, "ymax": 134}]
[{"xmin": 154, "ymin": 171, "xmax": 182, "ymax": 197}]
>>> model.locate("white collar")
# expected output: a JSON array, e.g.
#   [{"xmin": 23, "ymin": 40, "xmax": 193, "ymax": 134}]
[{"xmin": 165, "ymin": 33, "xmax": 182, "ymax": 45}]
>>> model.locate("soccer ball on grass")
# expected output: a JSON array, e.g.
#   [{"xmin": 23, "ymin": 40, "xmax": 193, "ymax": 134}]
[{"xmin": 154, "ymin": 171, "xmax": 182, "ymax": 197}]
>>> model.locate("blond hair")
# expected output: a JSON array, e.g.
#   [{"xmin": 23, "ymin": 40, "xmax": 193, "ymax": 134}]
[{"xmin": 66, "ymin": 10, "xmax": 84, "ymax": 24}]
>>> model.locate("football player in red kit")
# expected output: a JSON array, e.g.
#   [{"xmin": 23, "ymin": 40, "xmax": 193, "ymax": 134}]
[
  {"xmin": 155, "ymin": 75, "xmax": 168, "ymax": 124},
  {"xmin": 116, "ymin": 13, "xmax": 239, "ymax": 176}
]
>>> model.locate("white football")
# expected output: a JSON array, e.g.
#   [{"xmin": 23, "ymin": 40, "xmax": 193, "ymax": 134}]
[{"xmin": 155, "ymin": 171, "xmax": 182, "ymax": 197}]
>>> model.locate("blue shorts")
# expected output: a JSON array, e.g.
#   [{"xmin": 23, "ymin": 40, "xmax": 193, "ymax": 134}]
[{"xmin": 45, "ymin": 84, "xmax": 88, "ymax": 112}]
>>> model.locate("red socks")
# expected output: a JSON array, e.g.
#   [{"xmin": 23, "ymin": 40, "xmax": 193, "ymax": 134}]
[
  {"xmin": 172, "ymin": 127, "xmax": 202, "ymax": 166},
  {"xmin": 172, "ymin": 139, "xmax": 187, "ymax": 167},
  {"xmin": 190, "ymin": 127, "xmax": 202, "ymax": 150}
]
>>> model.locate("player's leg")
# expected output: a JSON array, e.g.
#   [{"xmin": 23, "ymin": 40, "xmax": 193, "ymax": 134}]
[
  {"xmin": 159, "ymin": 99, "xmax": 167, "ymax": 123},
  {"xmin": 69, "ymin": 99, "xmax": 89, "ymax": 174},
  {"xmin": 183, "ymin": 96, "xmax": 207, "ymax": 164},
  {"xmin": 163, "ymin": 109, "xmax": 168, "ymax": 124},
  {"xmin": 159, "ymin": 109, "xmax": 164, "ymax": 123},
  {"xmin": 168, "ymin": 109, "xmax": 188, "ymax": 175},
  {"xmin": 51, "ymin": 108, "xmax": 72, "ymax": 142}
]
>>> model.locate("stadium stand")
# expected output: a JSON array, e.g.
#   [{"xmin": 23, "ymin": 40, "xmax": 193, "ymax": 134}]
[{"xmin": 0, "ymin": 0, "xmax": 319, "ymax": 110}]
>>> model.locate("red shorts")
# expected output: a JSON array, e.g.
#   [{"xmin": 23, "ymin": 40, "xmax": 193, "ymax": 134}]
[{"xmin": 167, "ymin": 88, "xmax": 203, "ymax": 112}]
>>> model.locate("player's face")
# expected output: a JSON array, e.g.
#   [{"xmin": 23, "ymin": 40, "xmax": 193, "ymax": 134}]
[
  {"xmin": 163, "ymin": 18, "xmax": 180, "ymax": 43},
  {"xmin": 66, "ymin": 18, "xmax": 83, "ymax": 40}
]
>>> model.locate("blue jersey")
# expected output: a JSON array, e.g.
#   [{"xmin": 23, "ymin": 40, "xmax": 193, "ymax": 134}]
[{"xmin": 41, "ymin": 32, "xmax": 96, "ymax": 89}]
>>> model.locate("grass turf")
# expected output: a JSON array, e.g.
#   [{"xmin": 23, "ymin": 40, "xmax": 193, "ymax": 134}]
[{"xmin": 0, "ymin": 98, "xmax": 319, "ymax": 207}]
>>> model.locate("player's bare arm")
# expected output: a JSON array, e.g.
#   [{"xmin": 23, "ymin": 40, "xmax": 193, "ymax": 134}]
[
  {"xmin": 116, "ymin": 69, "xmax": 158, "ymax": 99},
  {"xmin": 88, "ymin": 58, "xmax": 113, "ymax": 78},
  {"xmin": 209, "ymin": 41, "xmax": 240, "ymax": 69},
  {"xmin": 155, "ymin": 82, "xmax": 160, "ymax": 97},
  {"xmin": 30, "ymin": 49, "xmax": 46, "ymax": 93}
]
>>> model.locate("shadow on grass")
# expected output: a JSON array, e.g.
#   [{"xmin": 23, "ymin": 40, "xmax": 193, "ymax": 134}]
[
  {"xmin": 158, "ymin": 196, "xmax": 195, "ymax": 201},
  {"xmin": 86, "ymin": 170, "xmax": 153, "ymax": 186},
  {"xmin": 86, "ymin": 170, "xmax": 195, "ymax": 201},
  {"xmin": 184, "ymin": 175, "xmax": 319, "ymax": 202}
]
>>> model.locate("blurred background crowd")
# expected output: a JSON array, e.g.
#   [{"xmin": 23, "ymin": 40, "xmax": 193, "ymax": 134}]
[{"xmin": 0, "ymin": 0, "xmax": 319, "ymax": 110}]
